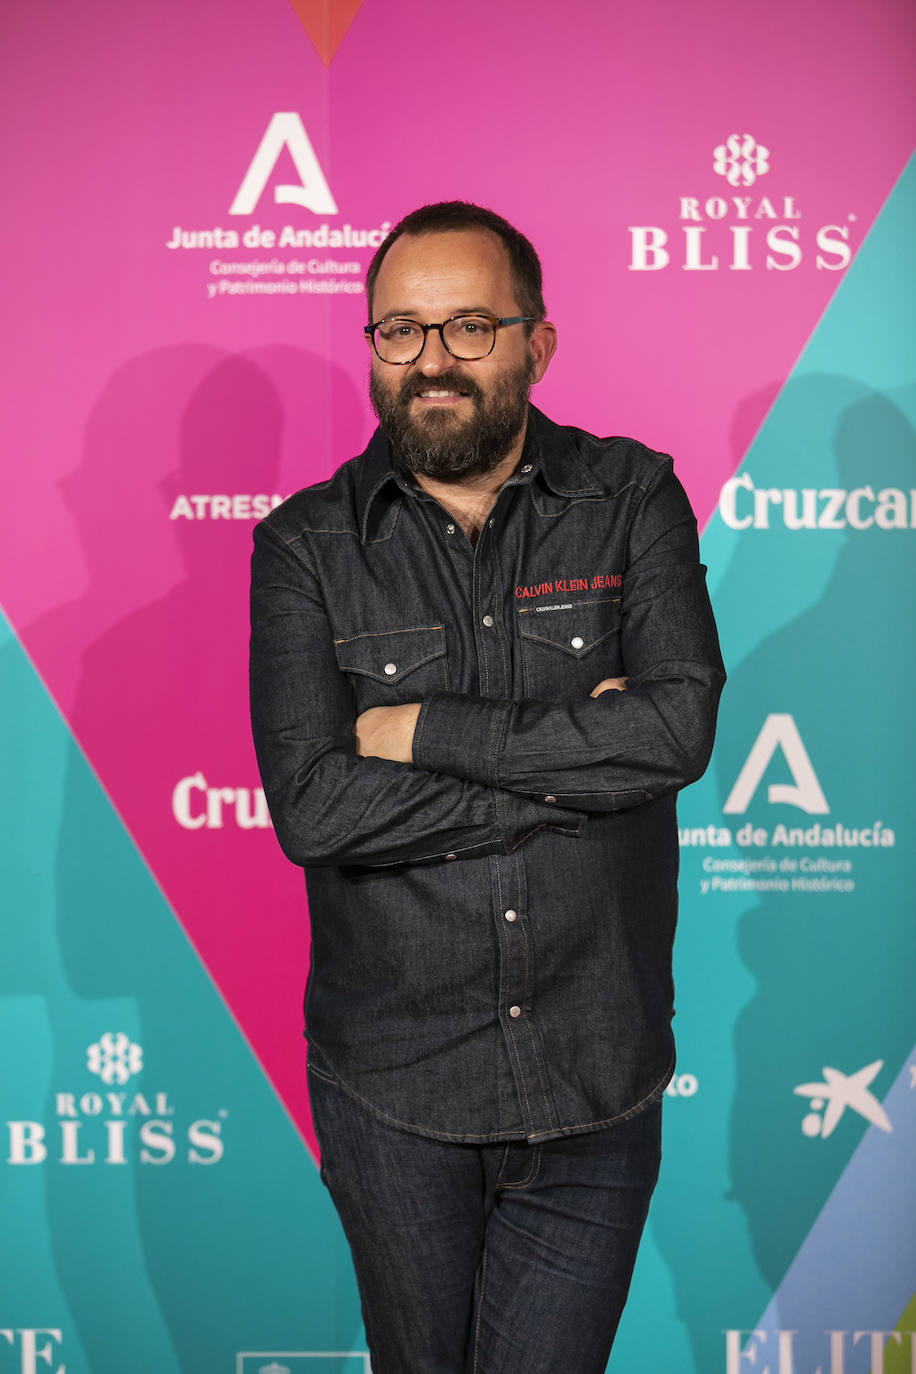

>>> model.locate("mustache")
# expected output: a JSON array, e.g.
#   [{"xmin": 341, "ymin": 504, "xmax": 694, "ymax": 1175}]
[{"xmin": 398, "ymin": 369, "xmax": 484, "ymax": 404}]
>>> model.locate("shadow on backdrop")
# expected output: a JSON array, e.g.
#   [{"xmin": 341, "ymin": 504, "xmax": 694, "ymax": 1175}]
[{"xmin": 11, "ymin": 346, "xmax": 367, "ymax": 1372}]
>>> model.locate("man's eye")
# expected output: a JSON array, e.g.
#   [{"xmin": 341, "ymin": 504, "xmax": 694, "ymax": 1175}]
[
  {"xmin": 381, "ymin": 320, "xmax": 420, "ymax": 339},
  {"xmin": 458, "ymin": 318, "xmax": 484, "ymax": 334}
]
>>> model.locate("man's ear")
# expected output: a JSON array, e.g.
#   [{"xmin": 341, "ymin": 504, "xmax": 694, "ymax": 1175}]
[{"xmin": 528, "ymin": 320, "xmax": 557, "ymax": 383}]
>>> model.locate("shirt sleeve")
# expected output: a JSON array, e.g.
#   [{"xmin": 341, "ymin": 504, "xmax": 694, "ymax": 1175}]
[
  {"xmin": 250, "ymin": 519, "xmax": 582, "ymax": 868},
  {"xmin": 412, "ymin": 462, "xmax": 726, "ymax": 813}
]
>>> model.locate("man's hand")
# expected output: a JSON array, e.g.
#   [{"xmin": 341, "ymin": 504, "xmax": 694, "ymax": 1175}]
[
  {"xmin": 590, "ymin": 677, "xmax": 628, "ymax": 697},
  {"xmin": 355, "ymin": 704, "xmax": 422, "ymax": 763}
]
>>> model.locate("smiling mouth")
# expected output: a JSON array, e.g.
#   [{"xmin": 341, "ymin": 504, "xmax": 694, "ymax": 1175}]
[{"xmin": 414, "ymin": 388, "xmax": 470, "ymax": 402}]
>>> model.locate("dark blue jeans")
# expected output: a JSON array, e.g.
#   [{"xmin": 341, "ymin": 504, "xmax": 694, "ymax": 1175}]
[{"xmin": 308, "ymin": 1062, "xmax": 662, "ymax": 1373}]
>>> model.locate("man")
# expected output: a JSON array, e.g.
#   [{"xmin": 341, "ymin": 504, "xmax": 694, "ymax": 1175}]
[{"xmin": 250, "ymin": 201, "xmax": 724, "ymax": 1373}]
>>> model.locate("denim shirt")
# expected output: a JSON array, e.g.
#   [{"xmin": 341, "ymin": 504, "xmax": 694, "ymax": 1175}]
[{"xmin": 250, "ymin": 405, "xmax": 725, "ymax": 1143}]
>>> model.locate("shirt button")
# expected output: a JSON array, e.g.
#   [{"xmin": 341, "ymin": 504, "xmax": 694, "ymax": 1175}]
[
  {"xmin": 504, "ymin": 909, "xmax": 517, "ymax": 922},
  {"xmin": 445, "ymin": 852, "xmax": 457, "ymax": 861},
  {"xmin": 482, "ymin": 614, "xmax": 494, "ymax": 628},
  {"xmin": 544, "ymin": 795, "xmax": 557, "ymax": 804},
  {"xmin": 384, "ymin": 662, "xmax": 397, "ymax": 676},
  {"xmin": 570, "ymin": 636, "xmax": 584, "ymax": 650},
  {"xmin": 509, "ymin": 1005, "xmax": 522, "ymax": 1018},
  {"xmin": 489, "ymin": 518, "xmax": 495, "ymax": 528},
  {"xmin": 446, "ymin": 523, "xmax": 456, "ymax": 534}
]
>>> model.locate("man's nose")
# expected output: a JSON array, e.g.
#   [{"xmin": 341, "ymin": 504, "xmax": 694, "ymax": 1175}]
[{"xmin": 418, "ymin": 326, "xmax": 453, "ymax": 374}]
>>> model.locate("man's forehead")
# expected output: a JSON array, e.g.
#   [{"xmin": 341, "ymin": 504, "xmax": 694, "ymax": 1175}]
[{"xmin": 374, "ymin": 228, "xmax": 513, "ymax": 301}]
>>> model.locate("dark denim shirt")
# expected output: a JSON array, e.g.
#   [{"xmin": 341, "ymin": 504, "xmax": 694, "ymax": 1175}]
[{"xmin": 250, "ymin": 405, "xmax": 725, "ymax": 1143}]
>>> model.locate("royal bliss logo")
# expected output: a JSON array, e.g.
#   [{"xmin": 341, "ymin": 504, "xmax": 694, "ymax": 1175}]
[
  {"xmin": 5, "ymin": 1034, "xmax": 227, "ymax": 1168},
  {"xmin": 629, "ymin": 134, "xmax": 856, "ymax": 273}
]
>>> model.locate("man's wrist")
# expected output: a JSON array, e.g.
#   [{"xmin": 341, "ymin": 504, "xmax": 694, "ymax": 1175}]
[{"xmin": 355, "ymin": 703, "xmax": 421, "ymax": 763}]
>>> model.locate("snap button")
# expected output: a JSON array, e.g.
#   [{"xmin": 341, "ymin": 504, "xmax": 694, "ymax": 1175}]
[
  {"xmin": 482, "ymin": 615, "xmax": 494, "ymax": 628},
  {"xmin": 520, "ymin": 464, "xmax": 533, "ymax": 473},
  {"xmin": 445, "ymin": 853, "xmax": 457, "ymax": 861},
  {"xmin": 509, "ymin": 1005, "xmax": 522, "ymax": 1018},
  {"xmin": 544, "ymin": 795, "xmax": 557, "ymax": 804},
  {"xmin": 504, "ymin": 909, "xmax": 517, "ymax": 922},
  {"xmin": 570, "ymin": 636, "xmax": 584, "ymax": 650},
  {"xmin": 446, "ymin": 523, "xmax": 456, "ymax": 534},
  {"xmin": 383, "ymin": 662, "xmax": 397, "ymax": 676},
  {"xmin": 489, "ymin": 518, "xmax": 495, "ymax": 528}
]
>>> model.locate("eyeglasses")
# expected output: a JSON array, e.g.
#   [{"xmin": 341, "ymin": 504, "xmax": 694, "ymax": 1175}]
[{"xmin": 364, "ymin": 314, "xmax": 534, "ymax": 365}]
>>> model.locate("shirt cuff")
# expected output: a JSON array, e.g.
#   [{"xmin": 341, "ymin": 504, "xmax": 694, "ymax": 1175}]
[
  {"xmin": 413, "ymin": 691, "xmax": 509, "ymax": 786},
  {"xmin": 413, "ymin": 693, "xmax": 583, "ymax": 849}
]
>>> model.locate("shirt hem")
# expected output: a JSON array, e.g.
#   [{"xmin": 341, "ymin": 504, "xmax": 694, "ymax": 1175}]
[{"xmin": 306, "ymin": 1039, "xmax": 674, "ymax": 1145}]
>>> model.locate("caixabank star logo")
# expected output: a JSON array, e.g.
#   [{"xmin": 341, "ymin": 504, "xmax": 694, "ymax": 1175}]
[
  {"xmin": 628, "ymin": 134, "xmax": 858, "ymax": 272},
  {"xmin": 5, "ymin": 1032, "xmax": 228, "ymax": 1168},
  {"xmin": 794, "ymin": 1059, "xmax": 893, "ymax": 1139}
]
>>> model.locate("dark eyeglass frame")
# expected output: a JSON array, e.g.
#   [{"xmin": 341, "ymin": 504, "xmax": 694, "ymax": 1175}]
[{"xmin": 364, "ymin": 314, "xmax": 534, "ymax": 364}]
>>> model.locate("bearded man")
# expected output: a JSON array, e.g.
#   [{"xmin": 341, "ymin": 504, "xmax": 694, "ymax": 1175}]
[{"xmin": 250, "ymin": 201, "xmax": 725, "ymax": 1373}]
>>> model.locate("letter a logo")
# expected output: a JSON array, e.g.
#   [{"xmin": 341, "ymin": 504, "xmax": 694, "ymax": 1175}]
[
  {"xmin": 723, "ymin": 713, "xmax": 829, "ymax": 815},
  {"xmin": 229, "ymin": 113, "xmax": 338, "ymax": 216}
]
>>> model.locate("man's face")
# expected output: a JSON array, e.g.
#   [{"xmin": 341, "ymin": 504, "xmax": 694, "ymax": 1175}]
[{"xmin": 368, "ymin": 229, "xmax": 552, "ymax": 482}]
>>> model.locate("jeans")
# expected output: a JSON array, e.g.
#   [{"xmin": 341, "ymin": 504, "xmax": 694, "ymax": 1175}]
[{"xmin": 308, "ymin": 1060, "xmax": 662, "ymax": 1373}]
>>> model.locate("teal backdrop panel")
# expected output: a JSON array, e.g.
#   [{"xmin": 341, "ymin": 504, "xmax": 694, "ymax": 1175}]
[
  {"xmin": 0, "ymin": 610, "xmax": 365, "ymax": 1374},
  {"xmin": 612, "ymin": 157, "xmax": 916, "ymax": 1373}
]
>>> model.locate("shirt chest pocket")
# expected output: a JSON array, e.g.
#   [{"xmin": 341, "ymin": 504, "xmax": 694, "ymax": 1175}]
[
  {"xmin": 334, "ymin": 624, "xmax": 449, "ymax": 711},
  {"xmin": 518, "ymin": 599, "xmax": 623, "ymax": 700}
]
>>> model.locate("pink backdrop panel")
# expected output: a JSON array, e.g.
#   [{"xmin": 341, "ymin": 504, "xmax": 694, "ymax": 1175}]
[{"xmin": 2, "ymin": 0, "xmax": 913, "ymax": 1149}]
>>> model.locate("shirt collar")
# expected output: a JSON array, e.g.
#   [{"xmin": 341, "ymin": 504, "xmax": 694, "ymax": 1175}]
[{"xmin": 356, "ymin": 403, "xmax": 605, "ymax": 542}]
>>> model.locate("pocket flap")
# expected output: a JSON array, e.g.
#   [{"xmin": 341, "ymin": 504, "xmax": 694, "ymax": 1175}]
[
  {"xmin": 334, "ymin": 624, "xmax": 446, "ymax": 683},
  {"xmin": 518, "ymin": 599, "xmax": 620, "ymax": 657}
]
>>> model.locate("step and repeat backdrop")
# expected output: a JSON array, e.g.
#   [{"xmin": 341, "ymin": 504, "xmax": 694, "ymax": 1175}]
[{"xmin": 1, "ymin": 1, "xmax": 914, "ymax": 1370}]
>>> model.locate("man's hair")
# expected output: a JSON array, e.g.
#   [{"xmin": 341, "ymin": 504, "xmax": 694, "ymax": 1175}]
[{"xmin": 366, "ymin": 201, "xmax": 546, "ymax": 325}]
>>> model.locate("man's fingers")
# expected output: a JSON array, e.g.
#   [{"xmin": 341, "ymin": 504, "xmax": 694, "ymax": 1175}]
[{"xmin": 590, "ymin": 676, "xmax": 628, "ymax": 698}]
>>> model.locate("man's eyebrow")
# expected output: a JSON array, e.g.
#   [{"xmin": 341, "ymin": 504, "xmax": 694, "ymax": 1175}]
[{"xmin": 378, "ymin": 306, "xmax": 496, "ymax": 319}]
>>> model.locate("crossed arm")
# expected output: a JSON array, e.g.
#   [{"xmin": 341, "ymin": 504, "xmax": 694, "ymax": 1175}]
[
  {"xmin": 251, "ymin": 463, "xmax": 724, "ymax": 870},
  {"xmin": 355, "ymin": 678, "xmax": 628, "ymax": 764}
]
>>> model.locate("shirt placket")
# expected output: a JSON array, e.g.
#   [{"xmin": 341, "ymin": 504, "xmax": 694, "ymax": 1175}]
[{"xmin": 475, "ymin": 488, "xmax": 559, "ymax": 1141}]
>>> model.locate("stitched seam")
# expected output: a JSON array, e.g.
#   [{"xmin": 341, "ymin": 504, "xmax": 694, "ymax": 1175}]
[
  {"xmin": 334, "ymin": 624, "xmax": 444, "ymax": 643},
  {"xmin": 523, "ymin": 1057, "xmax": 674, "ymax": 1139},
  {"xmin": 500, "ymin": 1143, "xmax": 542, "ymax": 1190},
  {"xmin": 311, "ymin": 1064, "xmax": 519, "ymax": 1140},
  {"xmin": 533, "ymin": 787, "xmax": 653, "ymax": 799},
  {"xmin": 514, "ymin": 846, "xmax": 557, "ymax": 1133},
  {"xmin": 306, "ymin": 1062, "xmax": 336, "ymax": 1085},
  {"xmin": 490, "ymin": 535, "xmax": 511, "ymax": 693},
  {"xmin": 334, "ymin": 650, "xmax": 446, "ymax": 682},
  {"xmin": 485, "ymin": 702, "xmax": 510, "ymax": 791},
  {"xmin": 521, "ymin": 624, "xmax": 621, "ymax": 654},
  {"xmin": 471, "ymin": 1228, "xmax": 489, "ymax": 1374},
  {"xmin": 355, "ymin": 835, "xmax": 500, "ymax": 869},
  {"xmin": 496, "ymin": 864, "xmax": 535, "ymax": 1136},
  {"xmin": 275, "ymin": 503, "xmax": 403, "ymax": 547},
  {"xmin": 531, "ymin": 496, "xmax": 611, "ymax": 520},
  {"xmin": 506, "ymin": 816, "xmax": 584, "ymax": 851}
]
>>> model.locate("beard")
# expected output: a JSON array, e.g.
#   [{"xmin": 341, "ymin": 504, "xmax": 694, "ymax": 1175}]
[{"xmin": 370, "ymin": 355, "xmax": 534, "ymax": 482}]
